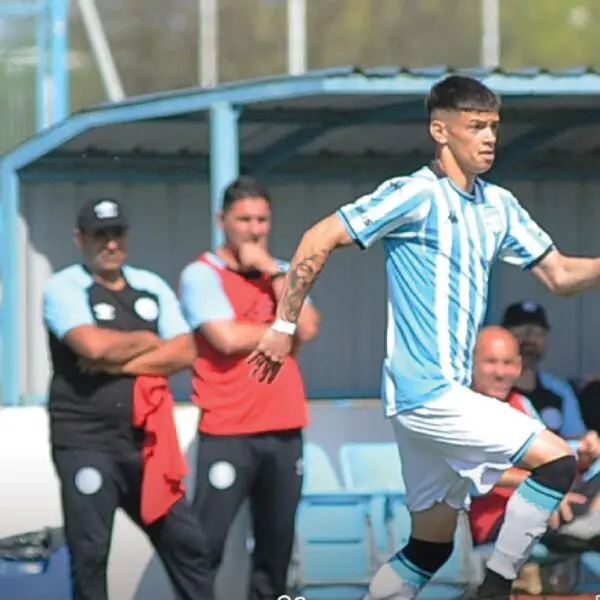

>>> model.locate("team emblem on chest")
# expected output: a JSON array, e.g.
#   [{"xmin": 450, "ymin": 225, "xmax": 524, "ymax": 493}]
[
  {"xmin": 482, "ymin": 206, "xmax": 502, "ymax": 234},
  {"xmin": 93, "ymin": 302, "xmax": 115, "ymax": 321},
  {"xmin": 134, "ymin": 297, "xmax": 159, "ymax": 321}
]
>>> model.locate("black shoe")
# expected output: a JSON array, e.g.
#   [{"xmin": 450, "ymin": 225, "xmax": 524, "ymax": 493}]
[
  {"xmin": 456, "ymin": 588, "xmax": 510, "ymax": 600},
  {"xmin": 462, "ymin": 568, "xmax": 511, "ymax": 600}
]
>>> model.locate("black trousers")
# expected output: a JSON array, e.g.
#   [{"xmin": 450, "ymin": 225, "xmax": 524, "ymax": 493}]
[
  {"xmin": 53, "ymin": 447, "xmax": 212, "ymax": 600},
  {"xmin": 192, "ymin": 429, "xmax": 303, "ymax": 600}
]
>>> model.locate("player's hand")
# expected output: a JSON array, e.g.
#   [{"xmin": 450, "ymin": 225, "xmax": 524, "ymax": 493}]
[
  {"xmin": 578, "ymin": 431, "xmax": 600, "ymax": 466},
  {"xmin": 238, "ymin": 243, "xmax": 279, "ymax": 274},
  {"xmin": 549, "ymin": 492, "xmax": 587, "ymax": 528},
  {"xmin": 247, "ymin": 328, "xmax": 294, "ymax": 383}
]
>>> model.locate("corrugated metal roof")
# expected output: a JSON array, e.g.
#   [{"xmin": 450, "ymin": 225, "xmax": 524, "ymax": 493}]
[
  {"xmin": 82, "ymin": 65, "xmax": 600, "ymax": 112},
  {"xmin": 6, "ymin": 65, "xmax": 600, "ymax": 174}
]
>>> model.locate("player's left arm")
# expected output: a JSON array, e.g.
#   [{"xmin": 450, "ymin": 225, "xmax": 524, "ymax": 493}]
[
  {"xmin": 498, "ymin": 193, "xmax": 600, "ymax": 296},
  {"xmin": 118, "ymin": 279, "xmax": 196, "ymax": 376},
  {"xmin": 532, "ymin": 250, "xmax": 600, "ymax": 296}
]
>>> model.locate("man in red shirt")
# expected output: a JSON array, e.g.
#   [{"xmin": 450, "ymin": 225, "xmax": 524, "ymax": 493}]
[
  {"xmin": 178, "ymin": 176, "xmax": 320, "ymax": 599},
  {"xmin": 469, "ymin": 325, "xmax": 600, "ymax": 553}
]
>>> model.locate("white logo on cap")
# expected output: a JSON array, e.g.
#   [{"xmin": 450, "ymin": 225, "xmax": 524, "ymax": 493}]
[
  {"xmin": 94, "ymin": 200, "xmax": 119, "ymax": 219},
  {"xmin": 521, "ymin": 300, "xmax": 538, "ymax": 312}
]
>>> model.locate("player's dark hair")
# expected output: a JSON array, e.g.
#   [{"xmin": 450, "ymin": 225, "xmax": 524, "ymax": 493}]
[
  {"xmin": 425, "ymin": 75, "xmax": 501, "ymax": 117},
  {"xmin": 222, "ymin": 175, "xmax": 271, "ymax": 213}
]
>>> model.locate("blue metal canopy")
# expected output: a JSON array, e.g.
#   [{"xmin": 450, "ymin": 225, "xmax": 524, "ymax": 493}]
[{"xmin": 3, "ymin": 65, "xmax": 600, "ymax": 405}]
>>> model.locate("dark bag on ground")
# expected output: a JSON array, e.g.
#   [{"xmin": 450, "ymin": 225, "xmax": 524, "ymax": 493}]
[{"xmin": 0, "ymin": 527, "xmax": 71, "ymax": 599}]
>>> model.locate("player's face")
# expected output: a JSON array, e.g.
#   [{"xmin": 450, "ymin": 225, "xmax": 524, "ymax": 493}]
[
  {"xmin": 75, "ymin": 226, "xmax": 128, "ymax": 274},
  {"xmin": 472, "ymin": 338, "xmax": 522, "ymax": 401},
  {"xmin": 439, "ymin": 110, "xmax": 499, "ymax": 174},
  {"xmin": 220, "ymin": 197, "xmax": 272, "ymax": 252},
  {"xmin": 508, "ymin": 324, "xmax": 547, "ymax": 365}
]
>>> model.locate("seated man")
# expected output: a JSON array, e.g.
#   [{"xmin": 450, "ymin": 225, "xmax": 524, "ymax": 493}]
[
  {"xmin": 469, "ymin": 325, "xmax": 600, "ymax": 554},
  {"xmin": 502, "ymin": 301, "xmax": 586, "ymax": 439}
]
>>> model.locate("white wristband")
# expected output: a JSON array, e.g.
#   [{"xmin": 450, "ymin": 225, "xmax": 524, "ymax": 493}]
[{"xmin": 271, "ymin": 318, "xmax": 297, "ymax": 335}]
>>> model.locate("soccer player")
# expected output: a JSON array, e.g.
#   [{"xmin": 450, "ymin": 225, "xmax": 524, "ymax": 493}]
[
  {"xmin": 43, "ymin": 198, "xmax": 211, "ymax": 600},
  {"xmin": 248, "ymin": 75, "xmax": 600, "ymax": 600}
]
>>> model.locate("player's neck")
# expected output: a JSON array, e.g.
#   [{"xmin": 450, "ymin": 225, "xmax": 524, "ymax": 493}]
[
  {"xmin": 434, "ymin": 154, "xmax": 476, "ymax": 194},
  {"xmin": 93, "ymin": 271, "xmax": 125, "ymax": 291}
]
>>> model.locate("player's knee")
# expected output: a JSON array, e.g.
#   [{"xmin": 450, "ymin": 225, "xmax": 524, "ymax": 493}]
[
  {"xmin": 530, "ymin": 453, "xmax": 578, "ymax": 494},
  {"xmin": 401, "ymin": 537, "xmax": 454, "ymax": 573}
]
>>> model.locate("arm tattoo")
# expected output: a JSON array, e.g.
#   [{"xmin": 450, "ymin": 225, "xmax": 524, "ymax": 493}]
[{"xmin": 277, "ymin": 250, "xmax": 328, "ymax": 323}]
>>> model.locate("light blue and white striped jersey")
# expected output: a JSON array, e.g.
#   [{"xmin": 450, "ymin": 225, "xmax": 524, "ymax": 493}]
[{"xmin": 337, "ymin": 165, "xmax": 554, "ymax": 416}]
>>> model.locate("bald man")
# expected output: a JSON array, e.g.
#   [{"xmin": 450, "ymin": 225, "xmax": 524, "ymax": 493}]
[{"xmin": 469, "ymin": 326, "xmax": 600, "ymax": 553}]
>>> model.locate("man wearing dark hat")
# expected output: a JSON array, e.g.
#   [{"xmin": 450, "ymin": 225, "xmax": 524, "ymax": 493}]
[
  {"xmin": 42, "ymin": 198, "xmax": 211, "ymax": 600},
  {"xmin": 502, "ymin": 300, "xmax": 586, "ymax": 439}
]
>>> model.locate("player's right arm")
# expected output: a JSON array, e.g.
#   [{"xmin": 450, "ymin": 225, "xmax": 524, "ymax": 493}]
[
  {"xmin": 248, "ymin": 178, "xmax": 432, "ymax": 382},
  {"xmin": 274, "ymin": 178, "xmax": 432, "ymax": 325},
  {"xmin": 179, "ymin": 262, "xmax": 269, "ymax": 356},
  {"xmin": 43, "ymin": 276, "xmax": 160, "ymax": 362}
]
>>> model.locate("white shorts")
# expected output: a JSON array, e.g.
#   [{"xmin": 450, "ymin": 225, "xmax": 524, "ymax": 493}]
[{"xmin": 392, "ymin": 384, "xmax": 545, "ymax": 512}]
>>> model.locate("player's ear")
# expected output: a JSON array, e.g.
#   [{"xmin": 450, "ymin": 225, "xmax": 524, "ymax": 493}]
[
  {"xmin": 217, "ymin": 210, "xmax": 225, "ymax": 230},
  {"xmin": 429, "ymin": 118, "xmax": 448, "ymax": 145},
  {"xmin": 73, "ymin": 228, "xmax": 83, "ymax": 250}
]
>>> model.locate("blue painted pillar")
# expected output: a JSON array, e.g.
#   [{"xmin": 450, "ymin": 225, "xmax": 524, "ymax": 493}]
[
  {"xmin": 1, "ymin": 164, "xmax": 20, "ymax": 405},
  {"xmin": 37, "ymin": 0, "xmax": 69, "ymax": 130},
  {"xmin": 50, "ymin": 0, "xmax": 69, "ymax": 123},
  {"xmin": 36, "ymin": 0, "xmax": 49, "ymax": 130},
  {"xmin": 209, "ymin": 102, "xmax": 240, "ymax": 249}
]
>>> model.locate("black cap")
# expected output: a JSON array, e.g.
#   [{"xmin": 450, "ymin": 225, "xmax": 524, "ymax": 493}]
[
  {"xmin": 501, "ymin": 300, "xmax": 550, "ymax": 330},
  {"xmin": 76, "ymin": 198, "xmax": 129, "ymax": 233}
]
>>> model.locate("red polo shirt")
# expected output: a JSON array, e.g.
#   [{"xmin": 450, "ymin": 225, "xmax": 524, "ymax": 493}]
[{"xmin": 179, "ymin": 252, "xmax": 308, "ymax": 436}]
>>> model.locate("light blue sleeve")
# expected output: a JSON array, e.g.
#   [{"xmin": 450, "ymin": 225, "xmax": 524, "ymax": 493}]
[
  {"xmin": 43, "ymin": 274, "xmax": 95, "ymax": 339},
  {"xmin": 336, "ymin": 177, "xmax": 432, "ymax": 249},
  {"xmin": 154, "ymin": 280, "xmax": 191, "ymax": 339},
  {"xmin": 538, "ymin": 372, "xmax": 586, "ymax": 438},
  {"xmin": 559, "ymin": 385, "xmax": 587, "ymax": 438},
  {"xmin": 499, "ymin": 193, "xmax": 555, "ymax": 270},
  {"xmin": 179, "ymin": 262, "xmax": 235, "ymax": 330},
  {"xmin": 124, "ymin": 267, "xmax": 191, "ymax": 339}
]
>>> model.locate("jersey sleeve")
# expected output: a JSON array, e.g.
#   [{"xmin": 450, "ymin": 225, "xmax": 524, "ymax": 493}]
[
  {"xmin": 151, "ymin": 277, "xmax": 191, "ymax": 339},
  {"xmin": 43, "ymin": 277, "xmax": 95, "ymax": 339},
  {"xmin": 179, "ymin": 262, "xmax": 235, "ymax": 330},
  {"xmin": 560, "ymin": 386, "xmax": 587, "ymax": 438},
  {"xmin": 336, "ymin": 177, "xmax": 432, "ymax": 249},
  {"xmin": 498, "ymin": 194, "xmax": 555, "ymax": 270}
]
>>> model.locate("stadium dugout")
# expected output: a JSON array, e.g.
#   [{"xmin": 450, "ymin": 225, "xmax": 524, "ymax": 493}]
[{"xmin": 3, "ymin": 64, "xmax": 600, "ymax": 598}]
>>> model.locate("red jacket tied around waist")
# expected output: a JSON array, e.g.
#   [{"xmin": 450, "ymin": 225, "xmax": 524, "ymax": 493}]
[{"xmin": 132, "ymin": 375, "xmax": 188, "ymax": 525}]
